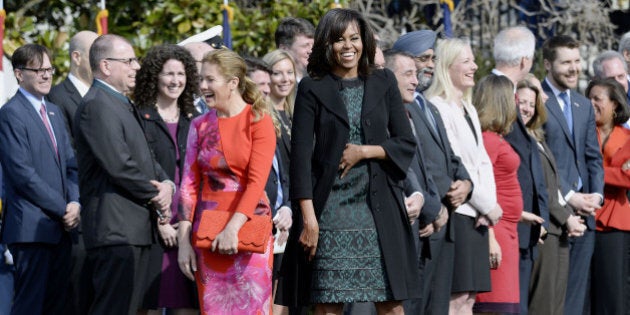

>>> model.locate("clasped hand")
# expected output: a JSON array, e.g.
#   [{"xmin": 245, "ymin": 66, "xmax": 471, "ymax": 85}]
[
  {"xmin": 339, "ymin": 144, "xmax": 364, "ymax": 178},
  {"xmin": 150, "ymin": 180, "xmax": 173, "ymax": 224}
]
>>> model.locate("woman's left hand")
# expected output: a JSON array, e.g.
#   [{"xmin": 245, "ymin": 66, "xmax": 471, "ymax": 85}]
[
  {"xmin": 212, "ymin": 226, "xmax": 240, "ymax": 255},
  {"xmin": 339, "ymin": 144, "xmax": 364, "ymax": 178},
  {"xmin": 489, "ymin": 230, "xmax": 502, "ymax": 269}
]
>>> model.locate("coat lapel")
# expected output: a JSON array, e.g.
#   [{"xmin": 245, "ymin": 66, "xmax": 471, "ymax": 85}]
[
  {"xmin": 542, "ymin": 81, "xmax": 576, "ymax": 150},
  {"xmin": 310, "ymin": 75, "xmax": 349, "ymax": 127},
  {"xmin": 17, "ymin": 92, "xmax": 60, "ymax": 163}
]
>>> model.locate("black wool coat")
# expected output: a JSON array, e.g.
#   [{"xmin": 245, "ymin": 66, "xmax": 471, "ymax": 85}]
[{"xmin": 279, "ymin": 69, "xmax": 421, "ymax": 305}]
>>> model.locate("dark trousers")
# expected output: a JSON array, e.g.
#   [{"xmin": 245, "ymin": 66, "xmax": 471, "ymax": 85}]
[
  {"xmin": 519, "ymin": 245, "xmax": 537, "ymax": 315},
  {"xmin": 66, "ymin": 231, "xmax": 87, "ymax": 315},
  {"xmin": 528, "ymin": 233, "xmax": 569, "ymax": 315},
  {"xmin": 8, "ymin": 233, "xmax": 72, "ymax": 315},
  {"xmin": 564, "ymin": 229, "xmax": 595, "ymax": 315},
  {"xmin": 82, "ymin": 244, "xmax": 150, "ymax": 315},
  {"xmin": 0, "ymin": 245, "xmax": 14, "ymax": 315},
  {"xmin": 591, "ymin": 230, "xmax": 630, "ymax": 315}
]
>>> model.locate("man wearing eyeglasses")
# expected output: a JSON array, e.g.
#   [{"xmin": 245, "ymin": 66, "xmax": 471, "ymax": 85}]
[
  {"xmin": 74, "ymin": 34, "xmax": 174, "ymax": 315},
  {"xmin": 0, "ymin": 43, "xmax": 80, "ymax": 314}
]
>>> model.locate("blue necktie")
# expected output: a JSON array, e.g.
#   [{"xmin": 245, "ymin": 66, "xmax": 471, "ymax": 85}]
[
  {"xmin": 559, "ymin": 91, "xmax": 573, "ymax": 134},
  {"xmin": 272, "ymin": 155, "xmax": 283, "ymax": 210},
  {"xmin": 416, "ymin": 95, "xmax": 437, "ymax": 134}
]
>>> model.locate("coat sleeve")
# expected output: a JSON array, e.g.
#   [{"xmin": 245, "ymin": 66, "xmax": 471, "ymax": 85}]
[
  {"xmin": 0, "ymin": 106, "xmax": 67, "ymax": 218},
  {"xmin": 179, "ymin": 118, "xmax": 201, "ymax": 222},
  {"xmin": 77, "ymin": 98, "xmax": 159, "ymax": 203},
  {"xmin": 290, "ymin": 81, "xmax": 317, "ymax": 201},
  {"xmin": 584, "ymin": 104, "xmax": 605, "ymax": 195},
  {"xmin": 380, "ymin": 71, "xmax": 417, "ymax": 179}
]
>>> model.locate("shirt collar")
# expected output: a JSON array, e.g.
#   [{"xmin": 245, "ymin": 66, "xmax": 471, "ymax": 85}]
[
  {"xmin": 68, "ymin": 73, "xmax": 90, "ymax": 97},
  {"xmin": 18, "ymin": 87, "xmax": 45, "ymax": 113}
]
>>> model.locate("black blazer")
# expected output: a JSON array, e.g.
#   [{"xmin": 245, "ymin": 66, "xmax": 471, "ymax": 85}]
[
  {"xmin": 138, "ymin": 107, "xmax": 198, "ymax": 183},
  {"xmin": 283, "ymin": 69, "xmax": 419, "ymax": 305},
  {"xmin": 265, "ymin": 145, "xmax": 291, "ymax": 216},
  {"xmin": 74, "ymin": 80, "xmax": 169, "ymax": 249},
  {"xmin": 405, "ymin": 97, "xmax": 472, "ymax": 243},
  {"xmin": 47, "ymin": 77, "xmax": 83, "ymax": 142},
  {"xmin": 505, "ymin": 114, "xmax": 550, "ymax": 249}
]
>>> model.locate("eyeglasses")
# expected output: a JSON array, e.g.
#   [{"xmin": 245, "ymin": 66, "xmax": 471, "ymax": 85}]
[
  {"xmin": 414, "ymin": 55, "xmax": 438, "ymax": 63},
  {"xmin": 105, "ymin": 57, "xmax": 139, "ymax": 66},
  {"xmin": 20, "ymin": 67, "xmax": 56, "ymax": 76}
]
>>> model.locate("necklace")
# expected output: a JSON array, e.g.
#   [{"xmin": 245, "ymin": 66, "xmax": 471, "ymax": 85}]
[{"xmin": 157, "ymin": 105, "xmax": 179, "ymax": 123}]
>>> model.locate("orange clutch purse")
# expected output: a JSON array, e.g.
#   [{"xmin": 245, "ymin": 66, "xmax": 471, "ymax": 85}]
[{"xmin": 193, "ymin": 210, "xmax": 272, "ymax": 254}]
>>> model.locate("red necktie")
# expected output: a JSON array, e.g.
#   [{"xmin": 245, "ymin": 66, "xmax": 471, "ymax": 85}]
[{"xmin": 40, "ymin": 103, "xmax": 57, "ymax": 154}]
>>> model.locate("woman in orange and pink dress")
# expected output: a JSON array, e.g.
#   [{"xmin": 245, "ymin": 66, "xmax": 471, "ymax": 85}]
[{"xmin": 177, "ymin": 49, "xmax": 277, "ymax": 315}]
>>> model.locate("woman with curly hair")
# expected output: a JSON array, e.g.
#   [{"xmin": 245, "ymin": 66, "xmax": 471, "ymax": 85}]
[{"xmin": 133, "ymin": 44, "xmax": 200, "ymax": 315}]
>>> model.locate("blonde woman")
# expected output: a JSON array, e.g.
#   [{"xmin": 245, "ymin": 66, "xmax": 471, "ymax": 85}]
[{"xmin": 424, "ymin": 38, "xmax": 502, "ymax": 315}]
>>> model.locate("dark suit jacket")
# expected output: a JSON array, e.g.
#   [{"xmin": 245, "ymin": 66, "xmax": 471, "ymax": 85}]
[
  {"xmin": 505, "ymin": 114, "xmax": 550, "ymax": 249},
  {"xmin": 541, "ymin": 80, "xmax": 604, "ymax": 229},
  {"xmin": 0, "ymin": 90, "xmax": 79, "ymax": 244},
  {"xmin": 47, "ymin": 77, "xmax": 82, "ymax": 141},
  {"xmin": 74, "ymin": 80, "xmax": 169, "ymax": 249},
  {"xmin": 283, "ymin": 69, "xmax": 419, "ymax": 304},
  {"xmin": 138, "ymin": 107, "xmax": 198, "ymax": 183},
  {"xmin": 265, "ymin": 146, "xmax": 291, "ymax": 217},
  {"xmin": 405, "ymin": 97, "xmax": 472, "ymax": 243}
]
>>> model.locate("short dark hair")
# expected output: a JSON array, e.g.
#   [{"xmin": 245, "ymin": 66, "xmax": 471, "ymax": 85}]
[
  {"xmin": 586, "ymin": 78, "xmax": 630, "ymax": 126},
  {"xmin": 12, "ymin": 44, "xmax": 51, "ymax": 70},
  {"xmin": 133, "ymin": 44, "xmax": 199, "ymax": 117},
  {"xmin": 383, "ymin": 49, "xmax": 415, "ymax": 71},
  {"xmin": 542, "ymin": 35, "xmax": 580, "ymax": 63},
  {"xmin": 244, "ymin": 57, "xmax": 272, "ymax": 77},
  {"xmin": 307, "ymin": 8, "xmax": 375, "ymax": 79},
  {"xmin": 274, "ymin": 17, "xmax": 315, "ymax": 48}
]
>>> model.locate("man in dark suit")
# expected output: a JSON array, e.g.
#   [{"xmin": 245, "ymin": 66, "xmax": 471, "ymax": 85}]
[
  {"xmin": 392, "ymin": 31, "xmax": 473, "ymax": 315},
  {"xmin": 74, "ymin": 34, "xmax": 175, "ymax": 315},
  {"xmin": 0, "ymin": 44, "xmax": 80, "ymax": 315},
  {"xmin": 541, "ymin": 35, "xmax": 604, "ymax": 315},
  {"xmin": 45, "ymin": 30, "xmax": 97, "ymax": 315},
  {"xmin": 491, "ymin": 26, "xmax": 550, "ymax": 314},
  {"xmin": 47, "ymin": 31, "xmax": 98, "ymax": 143}
]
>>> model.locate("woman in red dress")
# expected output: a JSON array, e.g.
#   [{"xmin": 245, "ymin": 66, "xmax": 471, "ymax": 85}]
[{"xmin": 472, "ymin": 74, "xmax": 522, "ymax": 314}]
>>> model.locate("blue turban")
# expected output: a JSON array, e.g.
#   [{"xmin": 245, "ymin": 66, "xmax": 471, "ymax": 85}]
[{"xmin": 393, "ymin": 30, "xmax": 437, "ymax": 56}]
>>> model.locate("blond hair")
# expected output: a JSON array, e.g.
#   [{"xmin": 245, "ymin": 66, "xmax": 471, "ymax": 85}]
[{"xmin": 425, "ymin": 38, "xmax": 474, "ymax": 104}]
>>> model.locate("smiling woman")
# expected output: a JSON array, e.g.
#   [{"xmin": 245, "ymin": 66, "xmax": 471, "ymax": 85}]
[
  {"xmin": 278, "ymin": 8, "xmax": 419, "ymax": 315},
  {"xmin": 132, "ymin": 44, "xmax": 201, "ymax": 315}
]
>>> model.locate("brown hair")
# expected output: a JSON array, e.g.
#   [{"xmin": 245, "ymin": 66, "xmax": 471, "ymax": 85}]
[
  {"xmin": 473, "ymin": 74, "xmax": 517, "ymax": 135},
  {"xmin": 517, "ymin": 74, "xmax": 548, "ymax": 141},
  {"xmin": 586, "ymin": 78, "xmax": 630, "ymax": 126}
]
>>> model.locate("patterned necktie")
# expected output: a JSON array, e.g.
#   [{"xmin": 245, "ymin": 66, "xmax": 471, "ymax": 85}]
[
  {"xmin": 39, "ymin": 103, "xmax": 57, "ymax": 154},
  {"xmin": 559, "ymin": 91, "xmax": 573, "ymax": 134}
]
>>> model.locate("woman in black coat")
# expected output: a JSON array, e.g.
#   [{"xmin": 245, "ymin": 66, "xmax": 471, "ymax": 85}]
[
  {"xmin": 134, "ymin": 44, "xmax": 199, "ymax": 315},
  {"xmin": 279, "ymin": 8, "xmax": 419, "ymax": 315}
]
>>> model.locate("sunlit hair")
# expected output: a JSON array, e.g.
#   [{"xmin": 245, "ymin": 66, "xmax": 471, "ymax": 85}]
[
  {"xmin": 586, "ymin": 78, "xmax": 630, "ymax": 126},
  {"xmin": 275, "ymin": 17, "xmax": 315, "ymax": 48},
  {"xmin": 425, "ymin": 37, "xmax": 474, "ymax": 103},
  {"xmin": 493, "ymin": 26, "xmax": 535, "ymax": 67},
  {"xmin": 473, "ymin": 74, "xmax": 517, "ymax": 135},
  {"xmin": 592, "ymin": 50, "xmax": 628, "ymax": 78},
  {"xmin": 517, "ymin": 74, "xmax": 548, "ymax": 141},
  {"xmin": 307, "ymin": 8, "xmax": 375, "ymax": 79},
  {"xmin": 203, "ymin": 49, "xmax": 274, "ymax": 125},
  {"xmin": 262, "ymin": 49, "xmax": 297, "ymax": 118},
  {"xmin": 542, "ymin": 35, "xmax": 579, "ymax": 64},
  {"xmin": 133, "ymin": 44, "xmax": 199, "ymax": 118}
]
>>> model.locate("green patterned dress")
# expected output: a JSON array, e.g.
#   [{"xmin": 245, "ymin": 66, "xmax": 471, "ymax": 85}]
[{"xmin": 310, "ymin": 77, "xmax": 392, "ymax": 303}]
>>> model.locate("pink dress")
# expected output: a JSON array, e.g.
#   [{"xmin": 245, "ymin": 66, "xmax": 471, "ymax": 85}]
[{"xmin": 180, "ymin": 106, "xmax": 276, "ymax": 315}]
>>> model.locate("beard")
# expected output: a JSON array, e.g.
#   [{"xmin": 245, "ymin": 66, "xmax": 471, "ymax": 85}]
[
  {"xmin": 416, "ymin": 67, "xmax": 433, "ymax": 92},
  {"xmin": 550, "ymin": 68, "xmax": 579, "ymax": 90}
]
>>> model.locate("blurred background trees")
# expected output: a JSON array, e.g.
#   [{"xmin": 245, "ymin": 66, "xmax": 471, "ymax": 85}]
[{"xmin": 2, "ymin": 0, "xmax": 628, "ymax": 85}]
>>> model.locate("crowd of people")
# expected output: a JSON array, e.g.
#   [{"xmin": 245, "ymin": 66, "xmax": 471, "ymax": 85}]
[{"xmin": 1, "ymin": 7, "xmax": 629, "ymax": 315}]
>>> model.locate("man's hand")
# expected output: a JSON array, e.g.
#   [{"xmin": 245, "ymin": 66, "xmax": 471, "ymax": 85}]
[
  {"xmin": 446, "ymin": 180, "xmax": 471, "ymax": 209},
  {"xmin": 273, "ymin": 206, "xmax": 293, "ymax": 231},
  {"xmin": 150, "ymin": 180, "xmax": 173, "ymax": 223},
  {"xmin": 63, "ymin": 202, "xmax": 81, "ymax": 230},
  {"xmin": 432, "ymin": 206, "xmax": 449, "ymax": 232},
  {"xmin": 566, "ymin": 214, "xmax": 586, "ymax": 238},
  {"xmin": 405, "ymin": 192, "xmax": 424, "ymax": 224},
  {"xmin": 568, "ymin": 192, "xmax": 600, "ymax": 216},
  {"xmin": 520, "ymin": 211, "xmax": 544, "ymax": 225}
]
